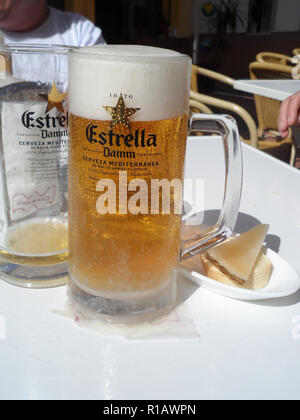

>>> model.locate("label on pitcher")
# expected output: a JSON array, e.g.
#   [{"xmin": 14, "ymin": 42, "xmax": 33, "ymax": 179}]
[{"xmin": 0, "ymin": 86, "xmax": 68, "ymax": 221}]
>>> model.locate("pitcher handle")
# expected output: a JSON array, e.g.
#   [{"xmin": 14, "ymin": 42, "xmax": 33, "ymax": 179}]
[{"xmin": 181, "ymin": 113, "xmax": 243, "ymax": 260}]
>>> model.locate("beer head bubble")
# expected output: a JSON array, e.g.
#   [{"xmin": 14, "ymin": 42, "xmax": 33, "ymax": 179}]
[{"xmin": 69, "ymin": 45, "xmax": 191, "ymax": 121}]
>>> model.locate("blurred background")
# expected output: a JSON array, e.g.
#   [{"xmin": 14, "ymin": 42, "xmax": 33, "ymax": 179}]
[
  {"xmin": 48, "ymin": 0, "xmax": 300, "ymax": 165},
  {"xmin": 49, "ymin": 0, "xmax": 300, "ymax": 77}
]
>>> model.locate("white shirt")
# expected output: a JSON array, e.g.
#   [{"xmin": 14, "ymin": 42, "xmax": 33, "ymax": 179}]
[{"xmin": 2, "ymin": 6, "xmax": 106, "ymax": 47}]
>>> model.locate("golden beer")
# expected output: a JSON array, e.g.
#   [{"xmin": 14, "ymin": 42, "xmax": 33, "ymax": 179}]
[
  {"xmin": 69, "ymin": 114, "xmax": 188, "ymax": 295},
  {"xmin": 0, "ymin": 219, "xmax": 68, "ymax": 272},
  {"xmin": 68, "ymin": 45, "xmax": 191, "ymax": 319}
]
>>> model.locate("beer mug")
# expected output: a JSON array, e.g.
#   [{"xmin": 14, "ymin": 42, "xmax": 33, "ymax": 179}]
[
  {"xmin": 0, "ymin": 45, "xmax": 71, "ymax": 288},
  {"xmin": 68, "ymin": 45, "xmax": 242, "ymax": 321}
]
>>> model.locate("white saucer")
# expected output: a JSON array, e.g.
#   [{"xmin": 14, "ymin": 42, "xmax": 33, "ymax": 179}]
[{"xmin": 179, "ymin": 248, "xmax": 300, "ymax": 301}]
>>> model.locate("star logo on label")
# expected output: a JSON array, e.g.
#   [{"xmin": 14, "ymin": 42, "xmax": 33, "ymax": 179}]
[
  {"xmin": 103, "ymin": 94, "xmax": 140, "ymax": 130},
  {"xmin": 40, "ymin": 83, "xmax": 67, "ymax": 114}
]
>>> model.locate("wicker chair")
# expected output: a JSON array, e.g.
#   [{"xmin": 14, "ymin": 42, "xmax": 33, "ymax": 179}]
[
  {"xmin": 191, "ymin": 63, "xmax": 296, "ymax": 164},
  {"xmin": 256, "ymin": 52, "xmax": 293, "ymax": 66},
  {"xmin": 0, "ymin": 53, "xmax": 12, "ymax": 75},
  {"xmin": 249, "ymin": 61, "xmax": 296, "ymax": 164},
  {"xmin": 190, "ymin": 65, "xmax": 258, "ymax": 146},
  {"xmin": 189, "ymin": 90, "xmax": 258, "ymax": 147}
]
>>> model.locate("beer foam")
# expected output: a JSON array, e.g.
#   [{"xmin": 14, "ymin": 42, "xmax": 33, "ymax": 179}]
[{"xmin": 69, "ymin": 45, "xmax": 191, "ymax": 121}]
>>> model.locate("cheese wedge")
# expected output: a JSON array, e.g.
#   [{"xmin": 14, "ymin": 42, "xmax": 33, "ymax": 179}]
[
  {"xmin": 206, "ymin": 224, "xmax": 269, "ymax": 282},
  {"xmin": 200, "ymin": 250, "xmax": 272, "ymax": 289}
]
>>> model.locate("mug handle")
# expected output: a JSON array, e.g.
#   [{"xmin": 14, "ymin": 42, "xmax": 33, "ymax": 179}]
[{"xmin": 181, "ymin": 113, "xmax": 243, "ymax": 260}]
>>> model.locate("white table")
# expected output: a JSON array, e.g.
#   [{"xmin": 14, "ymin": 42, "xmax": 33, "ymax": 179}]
[
  {"xmin": 1, "ymin": 136, "xmax": 300, "ymax": 400},
  {"xmin": 234, "ymin": 79, "xmax": 300, "ymax": 101}
]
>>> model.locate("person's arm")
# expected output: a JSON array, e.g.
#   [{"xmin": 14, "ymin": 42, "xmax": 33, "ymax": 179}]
[{"xmin": 278, "ymin": 90, "xmax": 300, "ymax": 138}]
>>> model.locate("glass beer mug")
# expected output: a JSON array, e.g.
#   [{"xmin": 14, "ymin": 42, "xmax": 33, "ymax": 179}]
[
  {"xmin": 0, "ymin": 45, "xmax": 71, "ymax": 287},
  {"xmin": 68, "ymin": 45, "xmax": 242, "ymax": 321}
]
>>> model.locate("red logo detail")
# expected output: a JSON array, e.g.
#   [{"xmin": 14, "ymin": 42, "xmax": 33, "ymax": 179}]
[{"xmin": 12, "ymin": 185, "xmax": 56, "ymax": 214}]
